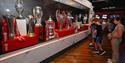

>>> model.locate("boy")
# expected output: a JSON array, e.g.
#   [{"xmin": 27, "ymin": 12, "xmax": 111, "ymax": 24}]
[{"xmin": 94, "ymin": 18, "xmax": 106, "ymax": 55}]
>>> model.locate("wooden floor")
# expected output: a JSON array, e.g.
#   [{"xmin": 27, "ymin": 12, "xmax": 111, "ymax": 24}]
[{"xmin": 49, "ymin": 35, "xmax": 115, "ymax": 63}]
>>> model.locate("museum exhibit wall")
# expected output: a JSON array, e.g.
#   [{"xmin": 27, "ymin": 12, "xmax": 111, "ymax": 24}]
[{"xmin": 0, "ymin": 0, "xmax": 88, "ymax": 20}]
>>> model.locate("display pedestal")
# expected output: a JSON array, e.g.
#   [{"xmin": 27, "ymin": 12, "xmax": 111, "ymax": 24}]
[
  {"xmin": 1, "ymin": 18, "xmax": 39, "ymax": 53},
  {"xmin": 16, "ymin": 19, "xmax": 27, "ymax": 36},
  {"xmin": 0, "ymin": 29, "xmax": 89, "ymax": 63},
  {"xmin": 0, "ymin": 30, "xmax": 89, "ymax": 63},
  {"xmin": 1, "ymin": 35, "xmax": 39, "ymax": 53},
  {"xmin": 55, "ymin": 28, "xmax": 75, "ymax": 38}
]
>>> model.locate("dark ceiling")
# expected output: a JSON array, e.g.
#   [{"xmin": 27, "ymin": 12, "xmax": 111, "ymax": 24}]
[{"xmin": 89, "ymin": 0, "xmax": 125, "ymax": 12}]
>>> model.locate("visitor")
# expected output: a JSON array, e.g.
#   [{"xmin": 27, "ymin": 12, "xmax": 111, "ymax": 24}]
[
  {"xmin": 107, "ymin": 17, "xmax": 125, "ymax": 63},
  {"xmin": 93, "ymin": 18, "xmax": 106, "ymax": 55},
  {"xmin": 88, "ymin": 18, "xmax": 97, "ymax": 50}
]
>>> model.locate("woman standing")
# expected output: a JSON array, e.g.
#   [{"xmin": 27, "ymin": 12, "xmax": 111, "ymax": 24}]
[{"xmin": 107, "ymin": 17, "xmax": 125, "ymax": 63}]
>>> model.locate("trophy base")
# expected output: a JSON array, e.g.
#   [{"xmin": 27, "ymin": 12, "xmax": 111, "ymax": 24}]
[
  {"xmin": 75, "ymin": 29, "xmax": 78, "ymax": 33},
  {"xmin": 16, "ymin": 16, "xmax": 25, "ymax": 19},
  {"xmin": 16, "ymin": 19, "xmax": 27, "ymax": 36},
  {"xmin": 35, "ymin": 23, "xmax": 42, "ymax": 27},
  {"xmin": 49, "ymin": 35, "xmax": 55, "ymax": 39},
  {"xmin": 9, "ymin": 33, "xmax": 14, "ymax": 39},
  {"xmin": 28, "ymin": 33, "xmax": 35, "ymax": 37},
  {"xmin": 59, "ymin": 29, "xmax": 62, "ymax": 31}
]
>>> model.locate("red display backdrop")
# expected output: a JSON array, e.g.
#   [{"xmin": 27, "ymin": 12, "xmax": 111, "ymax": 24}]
[
  {"xmin": 77, "ymin": 25, "xmax": 89, "ymax": 32},
  {"xmin": 1, "ymin": 16, "xmax": 39, "ymax": 54},
  {"xmin": 55, "ymin": 28, "xmax": 75, "ymax": 38},
  {"xmin": 1, "ymin": 35, "xmax": 39, "ymax": 53}
]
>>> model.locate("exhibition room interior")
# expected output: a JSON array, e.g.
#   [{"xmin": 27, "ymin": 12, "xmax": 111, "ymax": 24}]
[{"xmin": 0, "ymin": 0, "xmax": 125, "ymax": 63}]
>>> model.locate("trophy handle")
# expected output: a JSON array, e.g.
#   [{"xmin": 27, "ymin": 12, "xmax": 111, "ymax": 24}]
[{"xmin": 33, "ymin": 8, "xmax": 36, "ymax": 17}]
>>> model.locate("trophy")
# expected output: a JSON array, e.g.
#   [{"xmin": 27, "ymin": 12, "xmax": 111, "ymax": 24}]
[
  {"xmin": 79, "ymin": 14, "xmax": 84, "ymax": 27},
  {"xmin": 60, "ymin": 11, "xmax": 66, "ymax": 28},
  {"xmin": 2, "ymin": 16, "xmax": 8, "ymax": 42},
  {"xmin": 84, "ymin": 14, "xmax": 87, "ymax": 24},
  {"xmin": 33, "ymin": 6, "xmax": 43, "ymax": 26},
  {"xmin": 73, "ymin": 15, "xmax": 78, "ymax": 28},
  {"xmin": 66, "ymin": 12, "xmax": 73, "ymax": 29},
  {"xmin": 78, "ymin": 14, "xmax": 82, "ymax": 28},
  {"xmin": 56, "ymin": 10, "xmax": 62, "ymax": 30},
  {"xmin": 6, "ymin": 15, "xmax": 15, "ymax": 39},
  {"xmin": 45, "ymin": 16, "xmax": 55, "ymax": 40},
  {"xmin": 15, "ymin": 0, "xmax": 24, "ymax": 18},
  {"xmin": 33, "ymin": 6, "xmax": 43, "ymax": 41},
  {"xmin": 74, "ymin": 15, "xmax": 79, "ymax": 30},
  {"xmin": 15, "ymin": 0, "xmax": 27, "ymax": 36},
  {"xmin": 27, "ymin": 15, "xmax": 35, "ymax": 37}
]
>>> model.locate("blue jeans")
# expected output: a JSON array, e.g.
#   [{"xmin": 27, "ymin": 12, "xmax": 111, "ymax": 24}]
[{"xmin": 96, "ymin": 36, "xmax": 102, "ymax": 44}]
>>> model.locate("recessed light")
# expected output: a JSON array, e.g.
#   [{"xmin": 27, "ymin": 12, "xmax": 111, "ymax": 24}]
[{"xmin": 5, "ymin": 9, "xmax": 10, "ymax": 12}]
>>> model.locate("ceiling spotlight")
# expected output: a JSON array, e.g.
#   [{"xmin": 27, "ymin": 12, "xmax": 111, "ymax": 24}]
[{"xmin": 6, "ymin": 9, "xmax": 10, "ymax": 12}]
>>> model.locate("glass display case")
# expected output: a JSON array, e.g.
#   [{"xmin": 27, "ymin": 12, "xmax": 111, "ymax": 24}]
[
  {"xmin": 0, "ymin": 0, "xmax": 93, "ymax": 63},
  {"xmin": 0, "ymin": 0, "xmax": 93, "ymax": 54}
]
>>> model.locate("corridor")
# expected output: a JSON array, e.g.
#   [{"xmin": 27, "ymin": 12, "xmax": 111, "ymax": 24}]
[{"xmin": 48, "ymin": 35, "xmax": 125, "ymax": 63}]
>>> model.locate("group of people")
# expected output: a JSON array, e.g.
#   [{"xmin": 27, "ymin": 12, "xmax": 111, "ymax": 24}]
[{"xmin": 89, "ymin": 17, "xmax": 125, "ymax": 63}]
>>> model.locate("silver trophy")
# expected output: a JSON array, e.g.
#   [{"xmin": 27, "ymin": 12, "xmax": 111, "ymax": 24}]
[
  {"xmin": 15, "ymin": 0, "xmax": 24, "ymax": 18},
  {"xmin": 33, "ymin": 6, "xmax": 43, "ymax": 26},
  {"xmin": 15, "ymin": 0, "xmax": 27, "ymax": 36},
  {"xmin": 33, "ymin": 6, "xmax": 43, "ymax": 41},
  {"xmin": 48, "ymin": 17, "xmax": 55, "ymax": 39},
  {"xmin": 6, "ymin": 15, "xmax": 15, "ymax": 39},
  {"xmin": 27, "ymin": 15, "xmax": 35, "ymax": 37}
]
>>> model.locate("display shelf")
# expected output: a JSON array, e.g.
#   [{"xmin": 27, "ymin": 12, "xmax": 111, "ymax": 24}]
[
  {"xmin": 1, "ymin": 35, "xmax": 39, "ymax": 53},
  {"xmin": 0, "ymin": 30, "xmax": 89, "ymax": 63},
  {"xmin": 55, "ymin": 28, "xmax": 76, "ymax": 38},
  {"xmin": 77, "ymin": 25, "xmax": 89, "ymax": 32}
]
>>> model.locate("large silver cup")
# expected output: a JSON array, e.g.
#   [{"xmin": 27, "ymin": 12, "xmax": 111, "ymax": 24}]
[
  {"xmin": 33, "ymin": 6, "xmax": 43, "ymax": 26},
  {"xmin": 33, "ymin": 6, "xmax": 43, "ymax": 41},
  {"xmin": 15, "ymin": 0, "xmax": 24, "ymax": 18}
]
